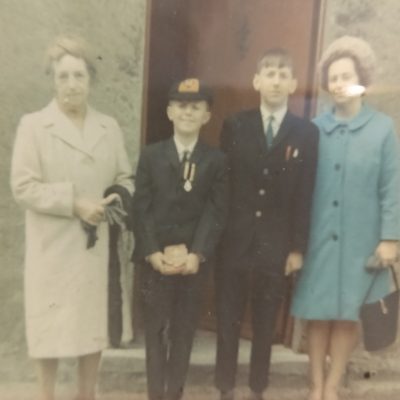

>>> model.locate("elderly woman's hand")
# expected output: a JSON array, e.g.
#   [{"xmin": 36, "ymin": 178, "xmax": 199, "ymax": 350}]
[
  {"xmin": 375, "ymin": 240, "xmax": 399, "ymax": 267},
  {"xmin": 73, "ymin": 198, "xmax": 105, "ymax": 226},
  {"xmin": 101, "ymin": 193, "xmax": 122, "ymax": 207}
]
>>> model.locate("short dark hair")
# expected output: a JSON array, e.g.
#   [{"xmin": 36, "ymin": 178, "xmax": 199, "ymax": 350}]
[
  {"xmin": 256, "ymin": 48, "xmax": 294, "ymax": 73},
  {"xmin": 45, "ymin": 35, "xmax": 96, "ymax": 79}
]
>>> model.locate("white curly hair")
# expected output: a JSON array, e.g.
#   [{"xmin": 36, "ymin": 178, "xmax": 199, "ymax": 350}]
[{"xmin": 319, "ymin": 35, "xmax": 376, "ymax": 91}]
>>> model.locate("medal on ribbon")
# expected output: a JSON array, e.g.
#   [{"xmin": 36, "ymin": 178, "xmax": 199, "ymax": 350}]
[{"xmin": 183, "ymin": 161, "xmax": 196, "ymax": 192}]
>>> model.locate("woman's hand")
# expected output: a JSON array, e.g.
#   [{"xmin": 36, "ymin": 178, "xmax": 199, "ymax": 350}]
[
  {"xmin": 101, "ymin": 193, "xmax": 121, "ymax": 207},
  {"xmin": 375, "ymin": 240, "xmax": 398, "ymax": 267},
  {"xmin": 73, "ymin": 198, "xmax": 104, "ymax": 226}
]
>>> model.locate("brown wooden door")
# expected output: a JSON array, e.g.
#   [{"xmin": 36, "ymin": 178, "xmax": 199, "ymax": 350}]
[{"xmin": 143, "ymin": 0, "xmax": 322, "ymax": 342}]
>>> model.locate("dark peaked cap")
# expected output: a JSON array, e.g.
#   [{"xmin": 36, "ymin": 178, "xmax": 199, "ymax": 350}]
[{"xmin": 168, "ymin": 78, "xmax": 213, "ymax": 106}]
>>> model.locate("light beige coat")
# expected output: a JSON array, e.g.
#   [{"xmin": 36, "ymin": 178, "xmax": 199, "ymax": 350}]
[{"xmin": 11, "ymin": 100, "xmax": 133, "ymax": 358}]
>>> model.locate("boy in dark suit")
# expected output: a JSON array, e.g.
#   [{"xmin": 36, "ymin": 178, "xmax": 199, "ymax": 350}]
[
  {"xmin": 133, "ymin": 78, "xmax": 227, "ymax": 400},
  {"xmin": 215, "ymin": 48, "xmax": 319, "ymax": 400}
]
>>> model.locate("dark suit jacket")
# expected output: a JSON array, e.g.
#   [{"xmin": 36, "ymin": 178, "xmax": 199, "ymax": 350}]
[
  {"xmin": 219, "ymin": 108, "xmax": 319, "ymax": 270},
  {"xmin": 132, "ymin": 137, "xmax": 228, "ymax": 262}
]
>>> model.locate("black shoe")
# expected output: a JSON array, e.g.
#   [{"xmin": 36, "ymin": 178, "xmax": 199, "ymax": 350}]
[{"xmin": 220, "ymin": 389, "xmax": 234, "ymax": 400}]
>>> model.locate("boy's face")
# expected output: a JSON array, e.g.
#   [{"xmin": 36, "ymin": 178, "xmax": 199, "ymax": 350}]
[
  {"xmin": 253, "ymin": 65, "xmax": 297, "ymax": 110},
  {"xmin": 167, "ymin": 100, "xmax": 211, "ymax": 137}
]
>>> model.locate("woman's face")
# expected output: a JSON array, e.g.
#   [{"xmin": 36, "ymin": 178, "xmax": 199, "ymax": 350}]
[
  {"xmin": 53, "ymin": 54, "xmax": 90, "ymax": 112},
  {"xmin": 327, "ymin": 57, "xmax": 362, "ymax": 105}
]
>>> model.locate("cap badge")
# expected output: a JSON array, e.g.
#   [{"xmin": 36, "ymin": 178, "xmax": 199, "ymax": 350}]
[{"xmin": 178, "ymin": 79, "xmax": 200, "ymax": 93}]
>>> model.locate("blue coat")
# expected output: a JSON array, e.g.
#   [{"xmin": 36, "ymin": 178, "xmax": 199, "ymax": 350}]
[{"xmin": 292, "ymin": 104, "xmax": 400, "ymax": 320}]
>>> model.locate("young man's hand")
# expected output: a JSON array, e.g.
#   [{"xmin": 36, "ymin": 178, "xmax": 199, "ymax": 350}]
[
  {"xmin": 285, "ymin": 251, "xmax": 303, "ymax": 276},
  {"xmin": 182, "ymin": 253, "xmax": 200, "ymax": 275},
  {"xmin": 375, "ymin": 240, "xmax": 398, "ymax": 267}
]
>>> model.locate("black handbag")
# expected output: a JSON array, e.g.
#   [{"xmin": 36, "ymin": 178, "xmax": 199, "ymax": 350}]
[{"xmin": 360, "ymin": 265, "xmax": 399, "ymax": 351}]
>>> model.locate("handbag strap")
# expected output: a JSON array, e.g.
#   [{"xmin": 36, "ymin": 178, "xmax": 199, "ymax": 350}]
[{"xmin": 362, "ymin": 265, "xmax": 399, "ymax": 305}]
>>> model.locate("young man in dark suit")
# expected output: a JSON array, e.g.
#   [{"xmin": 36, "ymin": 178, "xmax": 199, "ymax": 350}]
[
  {"xmin": 215, "ymin": 49, "xmax": 319, "ymax": 400},
  {"xmin": 133, "ymin": 78, "xmax": 227, "ymax": 400}
]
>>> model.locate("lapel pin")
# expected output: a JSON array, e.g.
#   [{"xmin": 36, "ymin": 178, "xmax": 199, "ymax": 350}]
[{"xmin": 285, "ymin": 146, "xmax": 292, "ymax": 161}]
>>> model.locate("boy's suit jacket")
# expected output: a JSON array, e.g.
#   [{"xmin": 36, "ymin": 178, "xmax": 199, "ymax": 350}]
[
  {"xmin": 132, "ymin": 137, "xmax": 228, "ymax": 262},
  {"xmin": 220, "ymin": 108, "xmax": 319, "ymax": 270}
]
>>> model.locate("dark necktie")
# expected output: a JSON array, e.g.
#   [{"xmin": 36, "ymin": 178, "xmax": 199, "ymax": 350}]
[
  {"xmin": 265, "ymin": 115, "xmax": 275, "ymax": 148},
  {"xmin": 181, "ymin": 150, "xmax": 190, "ymax": 163}
]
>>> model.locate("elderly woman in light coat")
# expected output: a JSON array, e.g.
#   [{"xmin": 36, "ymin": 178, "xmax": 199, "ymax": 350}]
[
  {"xmin": 291, "ymin": 36, "xmax": 400, "ymax": 400},
  {"xmin": 11, "ymin": 36, "xmax": 133, "ymax": 400}
]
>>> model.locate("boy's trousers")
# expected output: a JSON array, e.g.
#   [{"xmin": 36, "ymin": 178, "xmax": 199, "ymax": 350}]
[{"xmin": 140, "ymin": 262, "xmax": 209, "ymax": 400}]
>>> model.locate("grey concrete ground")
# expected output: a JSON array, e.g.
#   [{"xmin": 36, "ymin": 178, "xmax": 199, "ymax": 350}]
[{"xmin": 1, "ymin": 331, "xmax": 400, "ymax": 400}]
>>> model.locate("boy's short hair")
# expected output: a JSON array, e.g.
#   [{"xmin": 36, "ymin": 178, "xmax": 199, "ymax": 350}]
[
  {"xmin": 168, "ymin": 78, "xmax": 213, "ymax": 106},
  {"xmin": 256, "ymin": 48, "xmax": 294, "ymax": 73}
]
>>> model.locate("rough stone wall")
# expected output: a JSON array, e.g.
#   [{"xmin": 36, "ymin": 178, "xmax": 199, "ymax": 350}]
[
  {"xmin": 0, "ymin": 0, "xmax": 145, "ymax": 360},
  {"xmin": 318, "ymin": 0, "xmax": 400, "ymax": 371}
]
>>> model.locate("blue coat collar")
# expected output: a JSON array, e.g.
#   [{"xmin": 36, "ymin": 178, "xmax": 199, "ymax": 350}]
[{"xmin": 316, "ymin": 104, "xmax": 376, "ymax": 134}]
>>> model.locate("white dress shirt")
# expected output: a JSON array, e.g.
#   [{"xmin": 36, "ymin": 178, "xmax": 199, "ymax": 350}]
[
  {"xmin": 260, "ymin": 104, "xmax": 288, "ymax": 138},
  {"xmin": 174, "ymin": 135, "xmax": 198, "ymax": 161}
]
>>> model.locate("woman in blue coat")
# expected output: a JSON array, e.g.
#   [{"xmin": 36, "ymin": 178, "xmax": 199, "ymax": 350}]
[{"xmin": 291, "ymin": 36, "xmax": 400, "ymax": 400}]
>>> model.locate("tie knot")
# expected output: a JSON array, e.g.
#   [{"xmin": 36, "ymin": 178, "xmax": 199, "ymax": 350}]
[{"xmin": 182, "ymin": 150, "xmax": 190, "ymax": 162}]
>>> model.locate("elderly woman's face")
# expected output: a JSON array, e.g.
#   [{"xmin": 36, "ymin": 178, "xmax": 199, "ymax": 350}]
[
  {"xmin": 327, "ymin": 57, "xmax": 363, "ymax": 104},
  {"xmin": 53, "ymin": 54, "xmax": 90, "ymax": 112}
]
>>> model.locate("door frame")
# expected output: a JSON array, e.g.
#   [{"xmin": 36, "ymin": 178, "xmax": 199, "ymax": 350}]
[{"xmin": 135, "ymin": 0, "xmax": 329, "ymax": 343}]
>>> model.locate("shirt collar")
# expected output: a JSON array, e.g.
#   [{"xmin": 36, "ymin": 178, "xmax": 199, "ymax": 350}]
[
  {"xmin": 173, "ymin": 135, "xmax": 198, "ymax": 157},
  {"xmin": 317, "ymin": 103, "xmax": 376, "ymax": 134},
  {"xmin": 260, "ymin": 103, "xmax": 287, "ymax": 129}
]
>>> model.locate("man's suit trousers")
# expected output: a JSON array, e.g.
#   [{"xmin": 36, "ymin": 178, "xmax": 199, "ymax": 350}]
[{"xmin": 215, "ymin": 266, "xmax": 287, "ymax": 393}]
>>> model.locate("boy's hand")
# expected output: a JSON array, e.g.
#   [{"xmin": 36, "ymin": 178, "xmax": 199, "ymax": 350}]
[
  {"xmin": 285, "ymin": 251, "xmax": 303, "ymax": 276},
  {"xmin": 375, "ymin": 240, "xmax": 398, "ymax": 267},
  {"xmin": 148, "ymin": 251, "xmax": 166, "ymax": 272},
  {"xmin": 148, "ymin": 252, "xmax": 184, "ymax": 275},
  {"xmin": 182, "ymin": 253, "xmax": 200, "ymax": 275},
  {"xmin": 162, "ymin": 262, "xmax": 185, "ymax": 275}
]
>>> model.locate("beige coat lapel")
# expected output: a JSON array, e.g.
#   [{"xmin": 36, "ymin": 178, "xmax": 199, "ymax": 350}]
[
  {"xmin": 82, "ymin": 106, "xmax": 108, "ymax": 155},
  {"xmin": 42, "ymin": 100, "xmax": 106, "ymax": 158}
]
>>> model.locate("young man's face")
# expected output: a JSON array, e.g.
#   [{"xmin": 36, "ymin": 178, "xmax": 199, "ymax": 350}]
[
  {"xmin": 253, "ymin": 65, "xmax": 297, "ymax": 110},
  {"xmin": 167, "ymin": 100, "xmax": 211, "ymax": 137}
]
